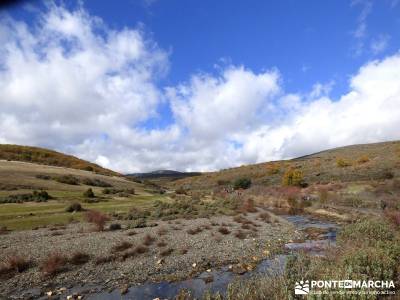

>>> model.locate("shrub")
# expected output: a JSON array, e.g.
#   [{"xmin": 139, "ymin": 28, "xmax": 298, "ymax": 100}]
[
  {"xmin": 257, "ymin": 212, "xmax": 271, "ymax": 222},
  {"xmin": 112, "ymin": 241, "xmax": 132, "ymax": 252},
  {"xmin": 65, "ymin": 202, "xmax": 83, "ymax": 213},
  {"xmin": 84, "ymin": 210, "xmax": 109, "ymax": 231},
  {"xmin": 217, "ymin": 179, "xmax": 231, "ymax": 186},
  {"xmin": 0, "ymin": 255, "xmax": 31, "ymax": 278},
  {"xmin": 143, "ymin": 234, "xmax": 155, "ymax": 246},
  {"xmin": 0, "ymin": 190, "xmax": 52, "ymax": 204},
  {"xmin": 234, "ymin": 230, "xmax": 247, "ymax": 239},
  {"xmin": 187, "ymin": 227, "xmax": 202, "ymax": 235},
  {"xmin": 266, "ymin": 164, "xmax": 280, "ymax": 175},
  {"xmin": 175, "ymin": 187, "xmax": 187, "ymax": 195},
  {"xmin": 55, "ymin": 175, "xmax": 79, "ymax": 185},
  {"xmin": 0, "ymin": 226, "xmax": 9, "ymax": 235},
  {"xmin": 40, "ymin": 253, "xmax": 67, "ymax": 276},
  {"xmin": 233, "ymin": 178, "xmax": 252, "ymax": 190},
  {"xmin": 81, "ymin": 178, "xmax": 112, "ymax": 187},
  {"xmin": 69, "ymin": 252, "xmax": 90, "ymax": 265},
  {"xmin": 134, "ymin": 245, "xmax": 148, "ymax": 254},
  {"xmin": 36, "ymin": 174, "xmax": 51, "ymax": 180},
  {"xmin": 218, "ymin": 227, "xmax": 230, "ymax": 235},
  {"xmin": 336, "ymin": 158, "xmax": 351, "ymax": 167},
  {"xmin": 241, "ymin": 198, "xmax": 258, "ymax": 213},
  {"xmin": 109, "ymin": 223, "xmax": 122, "ymax": 231},
  {"xmin": 83, "ymin": 188, "xmax": 95, "ymax": 198},
  {"xmin": 282, "ymin": 169, "xmax": 304, "ymax": 187},
  {"xmin": 160, "ymin": 248, "xmax": 174, "ymax": 257},
  {"xmin": 338, "ymin": 218, "xmax": 394, "ymax": 246},
  {"xmin": 357, "ymin": 155, "xmax": 370, "ymax": 164},
  {"xmin": 384, "ymin": 210, "xmax": 400, "ymax": 228}
]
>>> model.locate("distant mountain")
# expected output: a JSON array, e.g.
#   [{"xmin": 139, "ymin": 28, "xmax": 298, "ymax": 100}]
[
  {"xmin": 127, "ymin": 169, "xmax": 201, "ymax": 180},
  {"xmin": 0, "ymin": 144, "xmax": 120, "ymax": 176}
]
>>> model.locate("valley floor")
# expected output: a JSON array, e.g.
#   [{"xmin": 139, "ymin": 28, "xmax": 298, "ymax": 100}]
[{"xmin": 0, "ymin": 211, "xmax": 298, "ymax": 299}]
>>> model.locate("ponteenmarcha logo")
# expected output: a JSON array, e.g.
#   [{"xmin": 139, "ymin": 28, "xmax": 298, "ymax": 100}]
[{"xmin": 295, "ymin": 280, "xmax": 310, "ymax": 295}]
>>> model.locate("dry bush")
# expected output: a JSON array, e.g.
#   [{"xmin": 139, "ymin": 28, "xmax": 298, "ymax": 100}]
[
  {"xmin": 109, "ymin": 223, "xmax": 122, "ymax": 231},
  {"xmin": 357, "ymin": 155, "xmax": 370, "ymax": 164},
  {"xmin": 157, "ymin": 227, "xmax": 168, "ymax": 236},
  {"xmin": 40, "ymin": 253, "xmax": 67, "ymax": 276},
  {"xmin": 112, "ymin": 241, "xmax": 132, "ymax": 253},
  {"xmin": 0, "ymin": 255, "xmax": 31, "ymax": 277},
  {"xmin": 143, "ymin": 234, "xmax": 155, "ymax": 246},
  {"xmin": 160, "ymin": 248, "xmax": 174, "ymax": 257},
  {"xmin": 384, "ymin": 210, "xmax": 400, "ymax": 228},
  {"xmin": 179, "ymin": 247, "xmax": 189, "ymax": 254},
  {"xmin": 0, "ymin": 226, "xmax": 9, "ymax": 235},
  {"xmin": 69, "ymin": 252, "xmax": 90, "ymax": 265},
  {"xmin": 282, "ymin": 168, "xmax": 305, "ymax": 186},
  {"xmin": 218, "ymin": 227, "xmax": 230, "ymax": 235},
  {"xmin": 240, "ymin": 198, "xmax": 258, "ymax": 213},
  {"xmin": 187, "ymin": 227, "xmax": 203, "ymax": 235},
  {"xmin": 95, "ymin": 255, "xmax": 115, "ymax": 265},
  {"xmin": 266, "ymin": 164, "xmax": 280, "ymax": 175},
  {"xmin": 134, "ymin": 245, "xmax": 148, "ymax": 254},
  {"xmin": 84, "ymin": 210, "xmax": 109, "ymax": 231},
  {"xmin": 336, "ymin": 158, "xmax": 352, "ymax": 167},
  {"xmin": 234, "ymin": 230, "xmax": 247, "ymax": 239},
  {"xmin": 157, "ymin": 241, "xmax": 167, "ymax": 247},
  {"xmin": 257, "ymin": 212, "xmax": 271, "ymax": 223}
]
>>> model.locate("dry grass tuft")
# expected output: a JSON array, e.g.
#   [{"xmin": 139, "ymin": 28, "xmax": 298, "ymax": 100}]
[
  {"xmin": 187, "ymin": 227, "xmax": 203, "ymax": 235},
  {"xmin": 84, "ymin": 210, "xmax": 109, "ymax": 231},
  {"xmin": 69, "ymin": 252, "xmax": 90, "ymax": 265},
  {"xmin": 40, "ymin": 253, "xmax": 67, "ymax": 276},
  {"xmin": 218, "ymin": 226, "xmax": 230, "ymax": 235},
  {"xmin": 112, "ymin": 241, "xmax": 132, "ymax": 253},
  {"xmin": 143, "ymin": 234, "xmax": 155, "ymax": 246},
  {"xmin": 160, "ymin": 248, "xmax": 174, "ymax": 257}
]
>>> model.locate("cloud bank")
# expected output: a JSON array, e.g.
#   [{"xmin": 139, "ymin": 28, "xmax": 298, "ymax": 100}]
[{"xmin": 1, "ymin": 4, "xmax": 400, "ymax": 173}]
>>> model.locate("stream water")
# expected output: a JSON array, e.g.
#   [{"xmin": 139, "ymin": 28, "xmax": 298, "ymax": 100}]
[{"xmin": 26, "ymin": 214, "xmax": 337, "ymax": 300}]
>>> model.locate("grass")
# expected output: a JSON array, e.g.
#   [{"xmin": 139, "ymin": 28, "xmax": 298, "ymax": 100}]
[
  {"xmin": 40, "ymin": 252, "xmax": 68, "ymax": 276},
  {"xmin": 199, "ymin": 217, "xmax": 400, "ymax": 300},
  {"xmin": 0, "ymin": 194, "xmax": 168, "ymax": 230}
]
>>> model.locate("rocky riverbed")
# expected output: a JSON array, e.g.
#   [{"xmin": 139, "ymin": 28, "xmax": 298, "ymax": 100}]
[{"xmin": 1, "ymin": 211, "xmax": 300, "ymax": 299}]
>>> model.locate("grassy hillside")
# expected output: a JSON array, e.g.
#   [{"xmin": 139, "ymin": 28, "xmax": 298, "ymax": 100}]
[
  {"xmin": 171, "ymin": 140, "xmax": 400, "ymax": 190},
  {"xmin": 0, "ymin": 144, "xmax": 119, "ymax": 176},
  {"xmin": 0, "ymin": 160, "xmax": 166, "ymax": 230}
]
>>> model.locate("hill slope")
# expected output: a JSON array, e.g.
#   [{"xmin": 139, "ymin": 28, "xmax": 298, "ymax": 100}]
[
  {"xmin": 0, "ymin": 144, "xmax": 119, "ymax": 176},
  {"xmin": 171, "ymin": 140, "xmax": 400, "ymax": 190}
]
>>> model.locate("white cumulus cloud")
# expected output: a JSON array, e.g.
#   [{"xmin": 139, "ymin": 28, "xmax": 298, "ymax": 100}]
[{"xmin": 1, "ymin": 3, "xmax": 400, "ymax": 173}]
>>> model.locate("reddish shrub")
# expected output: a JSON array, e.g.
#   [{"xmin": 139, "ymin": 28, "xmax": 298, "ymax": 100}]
[
  {"xmin": 143, "ymin": 234, "xmax": 155, "ymax": 246},
  {"xmin": 258, "ymin": 212, "xmax": 271, "ymax": 222},
  {"xmin": 0, "ymin": 255, "xmax": 31, "ymax": 278},
  {"xmin": 234, "ymin": 230, "xmax": 247, "ymax": 240},
  {"xmin": 384, "ymin": 210, "xmax": 400, "ymax": 228},
  {"xmin": 69, "ymin": 252, "xmax": 90, "ymax": 265},
  {"xmin": 84, "ymin": 210, "xmax": 109, "ymax": 231},
  {"xmin": 157, "ymin": 241, "xmax": 167, "ymax": 247},
  {"xmin": 241, "ymin": 198, "xmax": 258, "ymax": 213},
  {"xmin": 160, "ymin": 248, "xmax": 174, "ymax": 257},
  {"xmin": 218, "ymin": 227, "xmax": 230, "ymax": 235},
  {"xmin": 134, "ymin": 245, "xmax": 148, "ymax": 254},
  {"xmin": 40, "ymin": 253, "xmax": 67, "ymax": 276},
  {"xmin": 112, "ymin": 241, "xmax": 132, "ymax": 253},
  {"xmin": 187, "ymin": 227, "xmax": 202, "ymax": 235}
]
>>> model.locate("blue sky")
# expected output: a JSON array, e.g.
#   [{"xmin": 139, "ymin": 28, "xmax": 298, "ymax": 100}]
[
  {"xmin": 84, "ymin": 0, "xmax": 399, "ymax": 97},
  {"xmin": 0, "ymin": 0, "xmax": 400, "ymax": 172}
]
